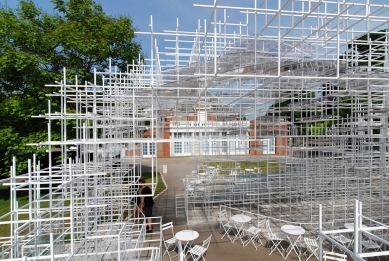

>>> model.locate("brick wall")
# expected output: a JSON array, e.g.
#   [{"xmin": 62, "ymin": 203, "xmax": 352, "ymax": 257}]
[
  {"xmin": 159, "ymin": 123, "xmax": 170, "ymax": 158},
  {"xmin": 207, "ymin": 115, "xmax": 217, "ymax": 121}
]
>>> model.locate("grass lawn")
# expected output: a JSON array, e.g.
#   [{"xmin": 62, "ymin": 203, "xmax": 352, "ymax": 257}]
[
  {"xmin": 141, "ymin": 172, "xmax": 166, "ymax": 195},
  {"xmin": 0, "ymin": 188, "xmax": 54, "ymax": 239},
  {"xmin": 0, "ymin": 187, "xmax": 31, "ymax": 239}
]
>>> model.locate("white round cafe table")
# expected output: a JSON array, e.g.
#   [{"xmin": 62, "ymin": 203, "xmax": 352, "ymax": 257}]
[
  {"xmin": 230, "ymin": 215, "xmax": 251, "ymax": 243},
  {"xmin": 281, "ymin": 225, "xmax": 305, "ymax": 235},
  {"xmin": 175, "ymin": 230, "xmax": 199, "ymax": 261},
  {"xmin": 231, "ymin": 214, "xmax": 251, "ymax": 223},
  {"xmin": 281, "ymin": 225, "xmax": 305, "ymax": 260},
  {"xmin": 175, "ymin": 230, "xmax": 199, "ymax": 241}
]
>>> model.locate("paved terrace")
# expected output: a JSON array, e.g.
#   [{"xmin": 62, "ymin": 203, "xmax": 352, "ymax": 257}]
[{"xmin": 143, "ymin": 157, "xmax": 295, "ymax": 261}]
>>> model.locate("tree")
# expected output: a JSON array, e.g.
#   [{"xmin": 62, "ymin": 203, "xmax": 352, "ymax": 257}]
[
  {"xmin": 343, "ymin": 29, "xmax": 388, "ymax": 67},
  {"xmin": 0, "ymin": 0, "xmax": 142, "ymax": 177}
]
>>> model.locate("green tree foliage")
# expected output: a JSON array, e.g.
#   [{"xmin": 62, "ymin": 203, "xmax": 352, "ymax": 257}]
[
  {"xmin": 309, "ymin": 121, "xmax": 332, "ymax": 136},
  {"xmin": 342, "ymin": 29, "xmax": 388, "ymax": 67},
  {"xmin": 0, "ymin": 0, "xmax": 142, "ymax": 177}
]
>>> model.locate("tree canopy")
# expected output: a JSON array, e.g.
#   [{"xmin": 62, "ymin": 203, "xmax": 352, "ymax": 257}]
[
  {"xmin": 344, "ymin": 29, "xmax": 388, "ymax": 67},
  {"xmin": 0, "ymin": 0, "xmax": 142, "ymax": 177}
]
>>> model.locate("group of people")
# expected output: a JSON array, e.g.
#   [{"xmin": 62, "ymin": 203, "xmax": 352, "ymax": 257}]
[{"xmin": 129, "ymin": 178, "xmax": 154, "ymax": 233}]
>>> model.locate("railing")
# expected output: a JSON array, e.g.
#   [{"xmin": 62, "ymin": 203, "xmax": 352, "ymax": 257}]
[{"xmin": 318, "ymin": 200, "xmax": 389, "ymax": 261}]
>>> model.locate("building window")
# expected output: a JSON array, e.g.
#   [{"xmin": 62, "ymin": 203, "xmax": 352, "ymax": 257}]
[
  {"xmin": 183, "ymin": 142, "xmax": 191, "ymax": 153},
  {"xmin": 142, "ymin": 143, "xmax": 155, "ymax": 156},
  {"xmin": 229, "ymin": 140, "xmax": 236, "ymax": 153},
  {"xmin": 210, "ymin": 140, "xmax": 219, "ymax": 155},
  {"xmin": 174, "ymin": 142, "xmax": 182, "ymax": 154},
  {"xmin": 263, "ymin": 138, "xmax": 275, "ymax": 154},
  {"xmin": 237, "ymin": 140, "xmax": 246, "ymax": 154},
  {"xmin": 202, "ymin": 140, "xmax": 209, "ymax": 155},
  {"xmin": 228, "ymin": 136, "xmax": 246, "ymax": 155},
  {"xmin": 174, "ymin": 133, "xmax": 182, "ymax": 138},
  {"xmin": 150, "ymin": 143, "xmax": 155, "ymax": 155},
  {"xmin": 194, "ymin": 133, "xmax": 200, "ymax": 155},
  {"xmin": 222, "ymin": 141, "xmax": 227, "ymax": 153},
  {"xmin": 172, "ymin": 132, "xmax": 192, "ymax": 155}
]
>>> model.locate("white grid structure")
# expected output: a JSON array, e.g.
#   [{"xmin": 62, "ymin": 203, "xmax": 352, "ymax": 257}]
[
  {"xmin": 147, "ymin": 0, "xmax": 389, "ymax": 227},
  {"xmin": 1, "ymin": 0, "xmax": 389, "ymax": 260},
  {"xmin": 0, "ymin": 62, "xmax": 163, "ymax": 260}
]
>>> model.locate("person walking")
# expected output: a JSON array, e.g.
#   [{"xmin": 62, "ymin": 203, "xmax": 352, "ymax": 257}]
[
  {"xmin": 128, "ymin": 181, "xmax": 140, "ymax": 222},
  {"xmin": 139, "ymin": 178, "xmax": 154, "ymax": 233}
]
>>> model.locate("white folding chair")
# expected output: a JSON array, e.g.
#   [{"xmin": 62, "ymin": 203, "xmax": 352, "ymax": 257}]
[
  {"xmin": 265, "ymin": 219, "xmax": 286, "ymax": 258},
  {"xmin": 362, "ymin": 238, "xmax": 382, "ymax": 261},
  {"xmin": 303, "ymin": 237, "xmax": 319, "ymax": 261},
  {"xmin": 242, "ymin": 219, "xmax": 266, "ymax": 250},
  {"xmin": 323, "ymin": 251, "xmax": 347, "ymax": 261},
  {"xmin": 216, "ymin": 209, "xmax": 227, "ymax": 228},
  {"xmin": 161, "ymin": 222, "xmax": 177, "ymax": 261},
  {"xmin": 219, "ymin": 211, "xmax": 237, "ymax": 242},
  {"xmin": 331, "ymin": 234, "xmax": 353, "ymax": 252},
  {"xmin": 187, "ymin": 234, "xmax": 212, "ymax": 261},
  {"xmin": 362, "ymin": 239, "xmax": 382, "ymax": 253}
]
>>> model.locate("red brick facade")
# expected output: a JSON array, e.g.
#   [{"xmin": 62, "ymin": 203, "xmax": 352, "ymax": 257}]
[{"xmin": 249, "ymin": 120, "xmax": 289, "ymax": 156}]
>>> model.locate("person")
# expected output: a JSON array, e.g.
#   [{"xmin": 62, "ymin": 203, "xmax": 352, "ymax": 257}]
[
  {"xmin": 139, "ymin": 178, "xmax": 154, "ymax": 233},
  {"xmin": 128, "ymin": 181, "xmax": 140, "ymax": 221}
]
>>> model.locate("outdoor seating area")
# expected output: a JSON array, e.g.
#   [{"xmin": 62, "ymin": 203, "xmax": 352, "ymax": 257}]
[
  {"xmin": 209, "ymin": 204, "xmax": 389, "ymax": 261},
  {"xmin": 213, "ymin": 206, "xmax": 318, "ymax": 260},
  {"xmin": 181, "ymin": 164, "xmax": 268, "ymax": 223},
  {"xmin": 138, "ymin": 157, "xmax": 389, "ymax": 261},
  {"xmin": 178, "ymin": 163, "xmax": 389, "ymax": 260},
  {"xmin": 180, "ymin": 159, "xmax": 389, "ymax": 236},
  {"xmin": 161, "ymin": 220, "xmax": 212, "ymax": 261}
]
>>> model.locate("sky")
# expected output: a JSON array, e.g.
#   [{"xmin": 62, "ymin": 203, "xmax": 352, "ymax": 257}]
[
  {"xmin": 2, "ymin": 0, "xmax": 389, "ymax": 65},
  {"xmin": 1, "ymin": 0, "xmax": 249, "ymax": 59}
]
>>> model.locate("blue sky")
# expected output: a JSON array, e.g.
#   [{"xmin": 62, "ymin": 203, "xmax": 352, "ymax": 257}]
[
  {"xmin": 3, "ymin": 0, "xmax": 389, "ymax": 64},
  {"xmin": 1, "ymin": 0, "xmax": 273, "ymax": 70},
  {"xmin": 2, "ymin": 0, "xmax": 250, "ymax": 59}
]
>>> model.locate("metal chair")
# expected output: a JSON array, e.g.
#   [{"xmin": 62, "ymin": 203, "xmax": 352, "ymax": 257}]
[
  {"xmin": 265, "ymin": 219, "xmax": 286, "ymax": 258},
  {"xmin": 187, "ymin": 234, "xmax": 212, "ymax": 261},
  {"xmin": 219, "ymin": 211, "xmax": 237, "ymax": 242},
  {"xmin": 330, "ymin": 234, "xmax": 353, "ymax": 252},
  {"xmin": 303, "ymin": 237, "xmax": 319, "ymax": 261},
  {"xmin": 362, "ymin": 238, "xmax": 382, "ymax": 260},
  {"xmin": 161, "ymin": 222, "xmax": 177, "ymax": 261},
  {"xmin": 216, "ymin": 209, "xmax": 227, "ymax": 228},
  {"xmin": 323, "ymin": 251, "xmax": 347, "ymax": 261},
  {"xmin": 242, "ymin": 219, "xmax": 266, "ymax": 250}
]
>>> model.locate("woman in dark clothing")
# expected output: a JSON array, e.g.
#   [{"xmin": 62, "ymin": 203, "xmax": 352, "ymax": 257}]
[
  {"xmin": 129, "ymin": 182, "xmax": 140, "ymax": 221},
  {"xmin": 139, "ymin": 178, "xmax": 154, "ymax": 233}
]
